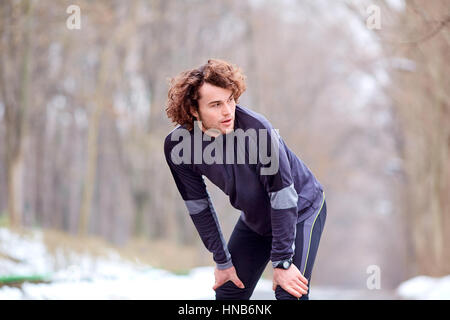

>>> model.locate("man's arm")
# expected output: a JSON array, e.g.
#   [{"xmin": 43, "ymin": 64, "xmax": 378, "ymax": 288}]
[
  {"xmin": 256, "ymin": 123, "xmax": 298, "ymax": 267},
  {"xmin": 164, "ymin": 135, "xmax": 232, "ymax": 270},
  {"xmin": 256, "ymin": 122, "xmax": 309, "ymax": 298}
]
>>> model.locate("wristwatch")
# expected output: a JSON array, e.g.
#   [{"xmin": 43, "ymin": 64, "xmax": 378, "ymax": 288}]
[{"xmin": 274, "ymin": 258, "xmax": 293, "ymax": 270}]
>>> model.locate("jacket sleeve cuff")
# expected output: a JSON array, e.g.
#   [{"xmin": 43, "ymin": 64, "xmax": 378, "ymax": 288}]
[
  {"xmin": 216, "ymin": 259, "xmax": 234, "ymax": 270},
  {"xmin": 271, "ymin": 260, "xmax": 281, "ymax": 268},
  {"xmin": 271, "ymin": 256, "xmax": 293, "ymax": 268}
]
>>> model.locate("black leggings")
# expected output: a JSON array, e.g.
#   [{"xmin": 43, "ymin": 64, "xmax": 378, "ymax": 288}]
[{"xmin": 215, "ymin": 200, "xmax": 327, "ymax": 300}]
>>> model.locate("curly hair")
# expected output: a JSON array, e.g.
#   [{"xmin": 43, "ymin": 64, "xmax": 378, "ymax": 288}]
[{"xmin": 165, "ymin": 59, "xmax": 247, "ymax": 131}]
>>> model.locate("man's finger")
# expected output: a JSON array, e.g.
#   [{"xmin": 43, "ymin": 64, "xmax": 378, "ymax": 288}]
[
  {"xmin": 298, "ymin": 273, "xmax": 308, "ymax": 285},
  {"xmin": 286, "ymin": 285, "xmax": 303, "ymax": 299},
  {"xmin": 232, "ymin": 277, "xmax": 245, "ymax": 289},
  {"xmin": 294, "ymin": 277, "xmax": 309, "ymax": 291},
  {"xmin": 297, "ymin": 284, "xmax": 308, "ymax": 295},
  {"xmin": 286, "ymin": 281, "xmax": 307, "ymax": 296},
  {"xmin": 293, "ymin": 282, "xmax": 308, "ymax": 295},
  {"xmin": 213, "ymin": 280, "xmax": 224, "ymax": 291}
]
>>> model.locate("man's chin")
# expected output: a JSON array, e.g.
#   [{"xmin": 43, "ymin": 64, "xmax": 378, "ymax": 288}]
[
  {"xmin": 223, "ymin": 127, "xmax": 234, "ymax": 135},
  {"xmin": 203, "ymin": 124, "xmax": 234, "ymax": 137},
  {"xmin": 220, "ymin": 121, "xmax": 235, "ymax": 134}
]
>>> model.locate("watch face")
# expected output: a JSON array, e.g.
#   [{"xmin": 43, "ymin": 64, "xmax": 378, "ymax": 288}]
[{"xmin": 283, "ymin": 261, "xmax": 290, "ymax": 269}]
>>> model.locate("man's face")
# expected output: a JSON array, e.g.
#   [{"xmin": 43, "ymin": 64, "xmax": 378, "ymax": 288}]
[{"xmin": 191, "ymin": 82, "xmax": 236, "ymax": 137}]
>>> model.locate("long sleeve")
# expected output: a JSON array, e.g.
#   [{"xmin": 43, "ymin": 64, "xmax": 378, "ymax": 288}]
[
  {"xmin": 256, "ymin": 123, "xmax": 299, "ymax": 267},
  {"xmin": 164, "ymin": 135, "xmax": 233, "ymax": 270}
]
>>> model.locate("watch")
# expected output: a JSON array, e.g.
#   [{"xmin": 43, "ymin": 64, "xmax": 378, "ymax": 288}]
[{"xmin": 275, "ymin": 258, "xmax": 293, "ymax": 270}]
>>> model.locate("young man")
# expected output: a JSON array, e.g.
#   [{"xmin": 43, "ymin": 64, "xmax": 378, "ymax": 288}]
[{"xmin": 163, "ymin": 59, "xmax": 327, "ymax": 300}]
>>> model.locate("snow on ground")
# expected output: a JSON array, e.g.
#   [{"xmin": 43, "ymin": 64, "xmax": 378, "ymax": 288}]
[
  {"xmin": 0, "ymin": 227, "xmax": 272, "ymax": 300},
  {"xmin": 396, "ymin": 275, "xmax": 450, "ymax": 300},
  {"xmin": 0, "ymin": 227, "xmax": 52, "ymax": 277},
  {"xmin": 1, "ymin": 227, "xmax": 449, "ymax": 300}
]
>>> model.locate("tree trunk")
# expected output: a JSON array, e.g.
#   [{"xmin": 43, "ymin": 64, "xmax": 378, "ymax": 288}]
[
  {"xmin": 7, "ymin": 154, "xmax": 23, "ymax": 227},
  {"xmin": 2, "ymin": 0, "xmax": 33, "ymax": 229}
]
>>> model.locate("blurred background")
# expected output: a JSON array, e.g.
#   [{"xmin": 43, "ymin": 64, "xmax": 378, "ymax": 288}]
[{"xmin": 0, "ymin": 0, "xmax": 449, "ymax": 299}]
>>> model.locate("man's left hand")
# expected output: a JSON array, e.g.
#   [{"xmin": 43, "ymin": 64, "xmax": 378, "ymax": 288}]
[{"xmin": 272, "ymin": 263, "xmax": 308, "ymax": 298}]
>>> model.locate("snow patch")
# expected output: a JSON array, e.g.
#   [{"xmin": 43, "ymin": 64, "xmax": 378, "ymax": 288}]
[
  {"xmin": 397, "ymin": 275, "xmax": 450, "ymax": 300},
  {"xmin": 0, "ymin": 227, "xmax": 272, "ymax": 300}
]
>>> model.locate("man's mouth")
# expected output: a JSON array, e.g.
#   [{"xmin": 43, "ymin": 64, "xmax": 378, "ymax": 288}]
[{"xmin": 221, "ymin": 118, "xmax": 233, "ymax": 124}]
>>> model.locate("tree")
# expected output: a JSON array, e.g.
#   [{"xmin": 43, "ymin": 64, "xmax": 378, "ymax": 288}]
[
  {"xmin": 0, "ymin": 0, "xmax": 34, "ymax": 228},
  {"xmin": 377, "ymin": 0, "xmax": 450, "ymax": 276}
]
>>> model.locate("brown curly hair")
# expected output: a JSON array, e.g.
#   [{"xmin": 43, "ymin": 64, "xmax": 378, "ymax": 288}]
[{"xmin": 165, "ymin": 59, "xmax": 247, "ymax": 131}]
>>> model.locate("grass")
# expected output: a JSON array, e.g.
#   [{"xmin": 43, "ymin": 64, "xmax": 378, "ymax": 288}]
[
  {"xmin": 0, "ymin": 214, "xmax": 9, "ymax": 228},
  {"xmin": 0, "ymin": 274, "xmax": 52, "ymax": 289}
]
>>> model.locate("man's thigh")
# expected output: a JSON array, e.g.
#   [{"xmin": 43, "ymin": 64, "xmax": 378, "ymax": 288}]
[{"xmin": 215, "ymin": 217, "xmax": 272, "ymax": 300}]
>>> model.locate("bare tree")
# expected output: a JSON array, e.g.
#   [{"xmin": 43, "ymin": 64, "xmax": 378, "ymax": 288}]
[
  {"xmin": 375, "ymin": 0, "xmax": 450, "ymax": 276},
  {"xmin": 0, "ymin": 0, "xmax": 35, "ymax": 228}
]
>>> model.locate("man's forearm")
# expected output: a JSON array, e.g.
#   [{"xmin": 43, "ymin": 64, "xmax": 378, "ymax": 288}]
[
  {"xmin": 270, "ymin": 208, "xmax": 298, "ymax": 267},
  {"xmin": 267, "ymin": 184, "xmax": 299, "ymax": 267},
  {"xmin": 189, "ymin": 208, "xmax": 232, "ymax": 269}
]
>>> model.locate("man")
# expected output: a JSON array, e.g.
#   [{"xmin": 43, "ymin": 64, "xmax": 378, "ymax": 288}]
[{"xmin": 163, "ymin": 59, "xmax": 327, "ymax": 300}]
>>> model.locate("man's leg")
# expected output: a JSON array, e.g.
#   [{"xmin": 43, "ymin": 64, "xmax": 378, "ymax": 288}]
[
  {"xmin": 215, "ymin": 216, "xmax": 272, "ymax": 300},
  {"xmin": 275, "ymin": 198, "xmax": 327, "ymax": 300}
]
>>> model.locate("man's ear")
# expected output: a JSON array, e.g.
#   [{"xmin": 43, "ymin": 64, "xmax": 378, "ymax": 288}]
[{"xmin": 190, "ymin": 106, "xmax": 199, "ymax": 119}]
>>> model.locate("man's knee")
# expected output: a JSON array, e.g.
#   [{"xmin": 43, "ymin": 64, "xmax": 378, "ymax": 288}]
[
  {"xmin": 215, "ymin": 280, "xmax": 252, "ymax": 300},
  {"xmin": 274, "ymin": 285, "xmax": 309, "ymax": 300}
]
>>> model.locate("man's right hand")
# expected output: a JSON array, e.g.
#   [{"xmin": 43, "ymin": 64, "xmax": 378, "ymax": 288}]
[{"xmin": 212, "ymin": 265, "xmax": 245, "ymax": 291}]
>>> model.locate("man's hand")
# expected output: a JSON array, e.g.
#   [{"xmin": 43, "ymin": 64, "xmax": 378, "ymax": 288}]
[
  {"xmin": 212, "ymin": 265, "xmax": 245, "ymax": 291},
  {"xmin": 272, "ymin": 263, "xmax": 308, "ymax": 298}
]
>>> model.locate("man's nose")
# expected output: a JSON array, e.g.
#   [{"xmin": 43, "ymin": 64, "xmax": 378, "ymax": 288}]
[{"xmin": 222, "ymin": 101, "xmax": 233, "ymax": 115}]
